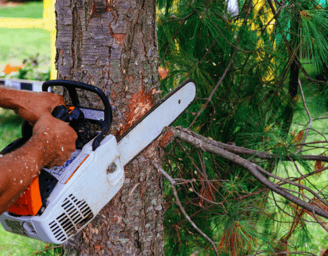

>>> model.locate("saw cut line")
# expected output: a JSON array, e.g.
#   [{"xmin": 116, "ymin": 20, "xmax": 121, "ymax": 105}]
[
  {"xmin": 118, "ymin": 80, "xmax": 196, "ymax": 166},
  {"xmin": 117, "ymin": 79, "xmax": 195, "ymax": 142}
]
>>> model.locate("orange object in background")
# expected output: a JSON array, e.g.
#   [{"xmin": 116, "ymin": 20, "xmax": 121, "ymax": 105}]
[
  {"xmin": 8, "ymin": 176, "xmax": 42, "ymax": 216},
  {"xmin": 158, "ymin": 66, "xmax": 169, "ymax": 79},
  {"xmin": 3, "ymin": 63, "xmax": 23, "ymax": 75}
]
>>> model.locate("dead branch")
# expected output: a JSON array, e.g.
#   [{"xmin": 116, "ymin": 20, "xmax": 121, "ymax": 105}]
[
  {"xmin": 153, "ymin": 162, "xmax": 220, "ymax": 256},
  {"xmin": 166, "ymin": 126, "xmax": 328, "ymax": 219},
  {"xmin": 166, "ymin": 126, "xmax": 328, "ymax": 163},
  {"xmin": 296, "ymin": 79, "xmax": 313, "ymax": 154}
]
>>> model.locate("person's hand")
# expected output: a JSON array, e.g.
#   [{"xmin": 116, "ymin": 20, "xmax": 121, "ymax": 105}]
[
  {"xmin": 33, "ymin": 112, "xmax": 78, "ymax": 168},
  {"xmin": 14, "ymin": 92, "xmax": 65, "ymax": 125}
]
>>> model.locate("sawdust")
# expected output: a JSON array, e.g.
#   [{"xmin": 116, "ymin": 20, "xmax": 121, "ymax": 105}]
[
  {"xmin": 159, "ymin": 130, "xmax": 174, "ymax": 148},
  {"xmin": 119, "ymin": 85, "xmax": 154, "ymax": 136},
  {"xmin": 113, "ymin": 33, "xmax": 125, "ymax": 45}
]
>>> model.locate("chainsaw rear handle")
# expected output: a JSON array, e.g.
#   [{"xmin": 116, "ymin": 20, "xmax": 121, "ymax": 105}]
[
  {"xmin": 1, "ymin": 108, "xmax": 84, "ymax": 155},
  {"xmin": 0, "ymin": 121, "xmax": 33, "ymax": 155},
  {"xmin": 42, "ymin": 80, "xmax": 113, "ymax": 150}
]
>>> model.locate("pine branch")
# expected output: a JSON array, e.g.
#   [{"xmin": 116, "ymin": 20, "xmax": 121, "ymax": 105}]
[
  {"xmin": 153, "ymin": 162, "xmax": 220, "ymax": 256},
  {"xmin": 206, "ymin": 9, "xmax": 254, "ymax": 53},
  {"xmin": 165, "ymin": 126, "xmax": 328, "ymax": 163},
  {"xmin": 166, "ymin": 126, "xmax": 328, "ymax": 219},
  {"xmin": 189, "ymin": 0, "xmax": 254, "ymax": 128},
  {"xmin": 267, "ymin": 0, "xmax": 326, "ymax": 85},
  {"xmin": 159, "ymin": 11, "xmax": 194, "ymax": 65}
]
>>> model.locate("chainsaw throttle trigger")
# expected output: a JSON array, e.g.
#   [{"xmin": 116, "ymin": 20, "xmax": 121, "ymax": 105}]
[
  {"xmin": 51, "ymin": 105, "xmax": 87, "ymax": 148},
  {"xmin": 42, "ymin": 80, "xmax": 113, "ymax": 150},
  {"xmin": 52, "ymin": 105, "xmax": 84, "ymax": 126}
]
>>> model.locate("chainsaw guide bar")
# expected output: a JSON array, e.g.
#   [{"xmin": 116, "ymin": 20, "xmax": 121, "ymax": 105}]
[{"xmin": 118, "ymin": 79, "xmax": 196, "ymax": 166}]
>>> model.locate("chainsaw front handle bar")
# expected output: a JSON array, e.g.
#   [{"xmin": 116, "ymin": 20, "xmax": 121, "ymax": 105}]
[{"xmin": 42, "ymin": 80, "xmax": 113, "ymax": 151}]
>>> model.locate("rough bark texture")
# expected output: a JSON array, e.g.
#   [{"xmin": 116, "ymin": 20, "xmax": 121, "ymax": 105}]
[{"xmin": 55, "ymin": 0, "xmax": 164, "ymax": 255}]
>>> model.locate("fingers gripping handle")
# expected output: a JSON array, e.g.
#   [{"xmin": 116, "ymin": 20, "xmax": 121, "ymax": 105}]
[
  {"xmin": 52, "ymin": 105, "xmax": 84, "ymax": 125},
  {"xmin": 42, "ymin": 80, "xmax": 113, "ymax": 150},
  {"xmin": 1, "ymin": 80, "xmax": 112, "ymax": 154},
  {"xmin": 1, "ymin": 107, "xmax": 82, "ymax": 155}
]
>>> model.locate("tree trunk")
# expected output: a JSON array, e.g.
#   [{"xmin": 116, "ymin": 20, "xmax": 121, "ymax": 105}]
[{"xmin": 55, "ymin": 0, "xmax": 164, "ymax": 255}]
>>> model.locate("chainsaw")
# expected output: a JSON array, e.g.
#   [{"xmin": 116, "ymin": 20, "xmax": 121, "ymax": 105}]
[{"xmin": 0, "ymin": 79, "xmax": 196, "ymax": 244}]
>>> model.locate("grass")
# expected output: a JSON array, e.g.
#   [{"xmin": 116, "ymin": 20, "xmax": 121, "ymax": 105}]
[
  {"xmin": 264, "ymin": 63, "xmax": 328, "ymax": 254},
  {"xmin": 0, "ymin": 28, "xmax": 51, "ymax": 71},
  {"xmin": 0, "ymin": 109, "xmax": 51, "ymax": 256},
  {"xmin": 0, "ymin": 2, "xmax": 43, "ymax": 19},
  {"xmin": 0, "ymin": 3, "xmax": 53, "ymax": 254},
  {"xmin": 0, "ymin": 2, "xmax": 50, "ymax": 73},
  {"xmin": 0, "ymin": 108, "xmax": 23, "ymax": 149}
]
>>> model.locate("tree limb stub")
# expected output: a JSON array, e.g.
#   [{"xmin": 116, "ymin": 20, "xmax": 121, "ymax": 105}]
[
  {"xmin": 166, "ymin": 126, "xmax": 328, "ymax": 163},
  {"xmin": 167, "ymin": 126, "xmax": 328, "ymax": 219}
]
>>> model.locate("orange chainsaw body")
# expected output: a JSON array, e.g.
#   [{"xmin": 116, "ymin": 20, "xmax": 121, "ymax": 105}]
[{"xmin": 8, "ymin": 177, "xmax": 42, "ymax": 216}]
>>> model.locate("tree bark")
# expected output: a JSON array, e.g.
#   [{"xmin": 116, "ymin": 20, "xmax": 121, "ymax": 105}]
[{"xmin": 55, "ymin": 0, "xmax": 164, "ymax": 255}]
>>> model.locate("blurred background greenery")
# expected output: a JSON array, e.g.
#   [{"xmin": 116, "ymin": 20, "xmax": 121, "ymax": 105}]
[
  {"xmin": 0, "ymin": 1, "xmax": 58, "ymax": 255},
  {"xmin": 0, "ymin": 1, "xmax": 50, "ymax": 80}
]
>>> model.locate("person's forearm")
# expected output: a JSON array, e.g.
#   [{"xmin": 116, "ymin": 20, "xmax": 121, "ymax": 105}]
[
  {"xmin": 0, "ymin": 86, "xmax": 37, "ymax": 110},
  {"xmin": 0, "ymin": 86, "xmax": 65, "ymax": 125},
  {"xmin": 0, "ymin": 132, "xmax": 50, "ymax": 214}
]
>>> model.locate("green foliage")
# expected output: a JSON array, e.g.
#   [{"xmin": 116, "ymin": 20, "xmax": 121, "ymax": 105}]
[
  {"xmin": 158, "ymin": 0, "xmax": 328, "ymax": 255},
  {"xmin": 299, "ymin": 9, "xmax": 328, "ymax": 72},
  {"xmin": 18, "ymin": 55, "xmax": 50, "ymax": 81},
  {"xmin": 0, "ymin": 54, "xmax": 51, "ymax": 81},
  {"xmin": 0, "ymin": 27, "xmax": 51, "ymax": 74},
  {"xmin": 0, "ymin": 108, "xmax": 23, "ymax": 150}
]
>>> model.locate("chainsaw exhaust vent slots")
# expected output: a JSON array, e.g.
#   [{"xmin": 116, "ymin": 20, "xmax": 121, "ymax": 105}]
[
  {"xmin": 62, "ymin": 194, "xmax": 93, "ymax": 228},
  {"xmin": 49, "ymin": 194, "xmax": 94, "ymax": 242},
  {"xmin": 0, "ymin": 79, "xmax": 196, "ymax": 244},
  {"xmin": 57, "ymin": 213, "xmax": 74, "ymax": 237},
  {"xmin": 49, "ymin": 221, "xmax": 66, "ymax": 242}
]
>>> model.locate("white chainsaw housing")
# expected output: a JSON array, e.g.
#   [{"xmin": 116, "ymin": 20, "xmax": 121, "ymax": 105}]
[
  {"xmin": 0, "ymin": 135, "xmax": 124, "ymax": 244},
  {"xmin": 0, "ymin": 79, "xmax": 196, "ymax": 244}
]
